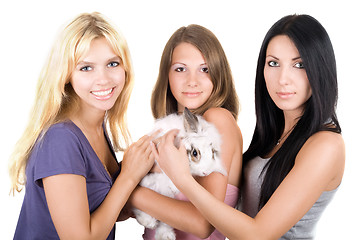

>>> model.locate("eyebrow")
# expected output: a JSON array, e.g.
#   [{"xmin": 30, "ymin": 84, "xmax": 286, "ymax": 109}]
[
  {"xmin": 171, "ymin": 62, "xmax": 187, "ymax": 66},
  {"xmin": 171, "ymin": 62, "xmax": 207, "ymax": 66},
  {"xmin": 266, "ymin": 55, "xmax": 279, "ymax": 60},
  {"xmin": 78, "ymin": 56, "xmax": 121, "ymax": 65},
  {"xmin": 266, "ymin": 55, "xmax": 302, "ymax": 61}
]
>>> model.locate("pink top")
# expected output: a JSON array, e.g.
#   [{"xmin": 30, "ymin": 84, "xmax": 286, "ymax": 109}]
[{"xmin": 142, "ymin": 184, "xmax": 239, "ymax": 240}]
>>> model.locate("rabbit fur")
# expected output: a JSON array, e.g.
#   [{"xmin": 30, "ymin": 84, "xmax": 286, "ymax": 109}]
[{"xmin": 133, "ymin": 108, "xmax": 226, "ymax": 240}]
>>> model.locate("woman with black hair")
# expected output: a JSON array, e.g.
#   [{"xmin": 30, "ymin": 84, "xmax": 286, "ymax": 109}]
[{"xmin": 152, "ymin": 14, "xmax": 345, "ymax": 239}]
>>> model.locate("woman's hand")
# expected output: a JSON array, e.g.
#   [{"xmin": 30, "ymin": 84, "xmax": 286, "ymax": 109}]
[
  {"xmin": 149, "ymin": 162, "xmax": 162, "ymax": 173},
  {"xmin": 151, "ymin": 129, "xmax": 192, "ymax": 185},
  {"xmin": 121, "ymin": 132, "xmax": 159, "ymax": 184}
]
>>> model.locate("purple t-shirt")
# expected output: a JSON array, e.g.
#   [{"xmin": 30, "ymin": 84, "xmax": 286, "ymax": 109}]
[{"xmin": 14, "ymin": 121, "xmax": 119, "ymax": 240}]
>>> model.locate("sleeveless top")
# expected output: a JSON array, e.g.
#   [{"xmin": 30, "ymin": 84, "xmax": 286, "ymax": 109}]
[
  {"xmin": 239, "ymin": 156, "xmax": 338, "ymax": 240},
  {"xmin": 143, "ymin": 184, "xmax": 239, "ymax": 240}
]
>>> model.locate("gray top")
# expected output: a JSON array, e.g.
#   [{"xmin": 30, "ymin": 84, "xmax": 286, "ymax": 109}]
[{"xmin": 239, "ymin": 156, "xmax": 338, "ymax": 240}]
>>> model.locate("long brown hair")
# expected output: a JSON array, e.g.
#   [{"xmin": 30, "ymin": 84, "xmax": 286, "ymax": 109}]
[{"xmin": 151, "ymin": 24, "xmax": 239, "ymax": 120}]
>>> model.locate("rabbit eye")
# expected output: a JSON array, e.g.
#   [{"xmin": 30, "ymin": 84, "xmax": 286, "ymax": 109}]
[
  {"xmin": 192, "ymin": 149, "xmax": 198, "ymax": 157},
  {"xmin": 188, "ymin": 147, "xmax": 201, "ymax": 163}
]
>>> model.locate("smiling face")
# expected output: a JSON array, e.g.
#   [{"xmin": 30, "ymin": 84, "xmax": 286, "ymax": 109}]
[
  {"xmin": 264, "ymin": 35, "xmax": 312, "ymax": 117},
  {"xmin": 70, "ymin": 37, "xmax": 125, "ymax": 115},
  {"xmin": 168, "ymin": 42, "xmax": 213, "ymax": 113}
]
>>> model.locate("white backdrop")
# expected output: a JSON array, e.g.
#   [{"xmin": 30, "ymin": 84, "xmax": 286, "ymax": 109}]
[{"xmin": 1, "ymin": 0, "xmax": 358, "ymax": 239}]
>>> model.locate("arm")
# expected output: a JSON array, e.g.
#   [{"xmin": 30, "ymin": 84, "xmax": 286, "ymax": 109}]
[
  {"xmin": 130, "ymin": 108, "xmax": 243, "ymax": 238},
  {"xmin": 157, "ymin": 130, "xmax": 345, "ymax": 239},
  {"xmin": 43, "ymin": 134, "xmax": 155, "ymax": 240}
]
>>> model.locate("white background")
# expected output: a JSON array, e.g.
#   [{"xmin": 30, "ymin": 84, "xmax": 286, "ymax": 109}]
[{"xmin": 1, "ymin": 0, "xmax": 358, "ymax": 239}]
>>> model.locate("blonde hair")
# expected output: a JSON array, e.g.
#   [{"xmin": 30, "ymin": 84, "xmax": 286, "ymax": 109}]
[
  {"xmin": 151, "ymin": 24, "xmax": 239, "ymax": 120},
  {"xmin": 9, "ymin": 12, "xmax": 134, "ymax": 193}
]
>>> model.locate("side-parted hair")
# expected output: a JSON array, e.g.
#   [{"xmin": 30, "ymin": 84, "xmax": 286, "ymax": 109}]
[
  {"xmin": 243, "ymin": 14, "xmax": 341, "ymax": 209},
  {"xmin": 9, "ymin": 12, "xmax": 134, "ymax": 193},
  {"xmin": 151, "ymin": 24, "xmax": 239, "ymax": 120}
]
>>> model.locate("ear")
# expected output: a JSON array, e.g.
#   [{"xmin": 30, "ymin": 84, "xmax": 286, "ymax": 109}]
[{"xmin": 183, "ymin": 107, "xmax": 199, "ymax": 133}]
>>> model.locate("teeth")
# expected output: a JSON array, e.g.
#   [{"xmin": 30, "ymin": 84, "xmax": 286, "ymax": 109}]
[{"xmin": 92, "ymin": 88, "xmax": 113, "ymax": 96}]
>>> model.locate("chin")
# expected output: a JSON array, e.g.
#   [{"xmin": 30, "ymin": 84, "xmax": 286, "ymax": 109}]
[
  {"xmin": 96, "ymin": 103, "xmax": 117, "ymax": 112},
  {"xmin": 184, "ymin": 103, "xmax": 204, "ymax": 110}
]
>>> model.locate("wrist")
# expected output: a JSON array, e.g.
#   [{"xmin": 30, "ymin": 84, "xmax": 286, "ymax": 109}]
[
  {"xmin": 174, "ymin": 173, "xmax": 195, "ymax": 192},
  {"xmin": 116, "ymin": 172, "xmax": 139, "ymax": 191}
]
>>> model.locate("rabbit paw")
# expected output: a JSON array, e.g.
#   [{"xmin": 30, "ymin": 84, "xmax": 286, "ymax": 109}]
[
  {"xmin": 155, "ymin": 223, "xmax": 176, "ymax": 240},
  {"xmin": 134, "ymin": 209, "xmax": 158, "ymax": 229}
]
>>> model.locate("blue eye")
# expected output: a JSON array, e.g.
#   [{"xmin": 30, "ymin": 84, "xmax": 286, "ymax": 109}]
[
  {"xmin": 80, "ymin": 66, "xmax": 93, "ymax": 71},
  {"xmin": 108, "ymin": 61, "xmax": 120, "ymax": 67},
  {"xmin": 294, "ymin": 62, "xmax": 305, "ymax": 69},
  {"xmin": 268, "ymin": 61, "xmax": 279, "ymax": 67}
]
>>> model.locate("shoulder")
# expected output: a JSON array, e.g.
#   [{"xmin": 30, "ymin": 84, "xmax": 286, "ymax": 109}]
[
  {"xmin": 45, "ymin": 121, "xmax": 82, "ymax": 141},
  {"xmin": 41, "ymin": 121, "xmax": 85, "ymax": 149},
  {"xmin": 296, "ymin": 131, "xmax": 345, "ymax": 187},
  {"xmin": 203, "ymin": 107, "xmax": 237, "ymax": 125},
  {"xmin": 301, "ymin": 131, "xmax": 345, "ymax": 159},
  {"xmin": 32, "ymin": 122, "xmax": 88, "ymax": 182},
  {"xmin": 203, "ymin": 107, "xmax": 242, "ymax": 143}
]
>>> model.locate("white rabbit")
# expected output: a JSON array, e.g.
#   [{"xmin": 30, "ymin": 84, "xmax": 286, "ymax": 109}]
[{"xmin": 134, "ymin": 108, "xmax": 227, "ymax": 240}]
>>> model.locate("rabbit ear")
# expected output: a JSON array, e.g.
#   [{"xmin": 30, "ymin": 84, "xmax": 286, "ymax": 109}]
[{"xmin": 183, "ymin": 107, "xmax": 199, "ymax": 133}]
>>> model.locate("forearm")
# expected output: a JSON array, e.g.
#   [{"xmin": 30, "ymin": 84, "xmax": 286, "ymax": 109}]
[
  {"xmin": 177, "ymin": 176, "xmax": 267, "ymax": 240},
  {"xmin": 117, "ymin": 201, "xmax": 133, "ymax": 222},
  {"xmin": 131, "ymin": 186, "xmax": 215, "ymax": 238},
  {"xmin": 44, "ymin": 173, "xmax": 139, "ymax": 240},
  {"xmin": 89, "ymin": 173, "xmax": 138, "ymax": 239}
]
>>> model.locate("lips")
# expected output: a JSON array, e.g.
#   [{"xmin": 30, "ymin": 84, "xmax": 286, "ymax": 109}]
[
  {"xmin": 276, "ymin": 91, "xmax": 295, "ymax": 99},
  {"xmin": 182, "ymin": 91, "xmax": 202, "ymax": 97},
  {"xmin": 91, "ymin": 87, "xmax": 115, "ymax": 100}
]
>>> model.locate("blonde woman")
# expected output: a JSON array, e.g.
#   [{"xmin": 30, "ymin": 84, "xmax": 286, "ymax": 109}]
[
  {"xmin": 130, "ymin": 24, "xmax": 243, "ymax": 239},
  {"xmin": 9, "ymin": 12, "xmax": 155, "ymax": 239}
]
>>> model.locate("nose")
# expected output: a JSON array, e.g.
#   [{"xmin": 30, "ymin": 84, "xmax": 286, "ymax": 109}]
[
  {"xmin": 96, "ymin": 67, "xmax": 110, "ymax": 85},
  {"xmin": 186, "ymin": 72, "xmax": 198, "ymax": 87},
  {"xmin": 278, "ymin": 66, "xmax": 290, "ymax": 85}
]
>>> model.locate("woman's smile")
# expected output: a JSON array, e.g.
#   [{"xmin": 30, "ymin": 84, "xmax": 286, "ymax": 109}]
[{"xmin": 91, "ymin": 87, "xmax": 115, "ymax": 100}]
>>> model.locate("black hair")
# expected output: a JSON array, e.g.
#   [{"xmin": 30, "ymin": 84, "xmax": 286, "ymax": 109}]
[{"xmin": 242, "ymin": 14, "xmax": 341, "ymax": 209}]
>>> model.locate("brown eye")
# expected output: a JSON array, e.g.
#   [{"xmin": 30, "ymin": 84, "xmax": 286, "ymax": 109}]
[
  {"xmin": 192, "ymin": 149, "xmax": 198, "ymax": 157},
  {"xmin": 175, "ymin": 67, "xmax": 186, "ymax": 72},
  {"xmin": 201, "ymin": 67, "xmax": 209, "ymax": 73},
  {"xmin": 187, "ymin": 147, "xmax": 201, "ymax": 163}
]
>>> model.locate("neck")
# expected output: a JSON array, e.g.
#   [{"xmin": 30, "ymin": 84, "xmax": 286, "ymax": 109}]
[
  {"xmin": 277, "ymin": 122, "xmax": 297, "ymax": 145},
  {"xmin": 283, "ymin": 109, "xmax": 302, "ymax": 132},
  {"xmin": 71, "ymin": 108, "xmax": 105, "ymax": 136},
  {"xmin": 276, "ymin": 111, "xmax": 300, "ymax": 146}
]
